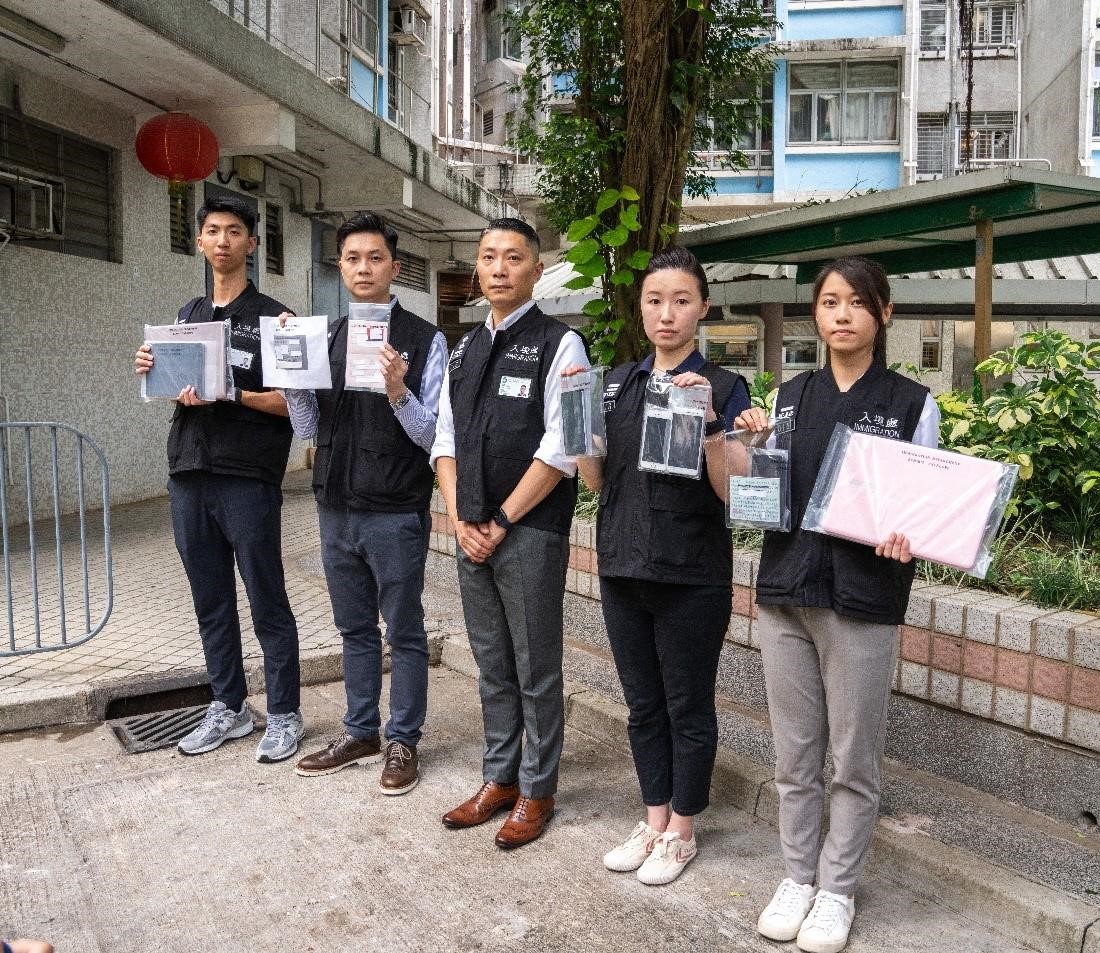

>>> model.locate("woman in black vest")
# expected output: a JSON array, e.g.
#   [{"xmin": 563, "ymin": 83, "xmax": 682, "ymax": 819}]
[
  {"xmin": 566, "ymin": 247, "xmax": 750, "ymax": 886},
  {"xmin": 732, "ymin": 257, "xmax": 939, "ymax": 953}
]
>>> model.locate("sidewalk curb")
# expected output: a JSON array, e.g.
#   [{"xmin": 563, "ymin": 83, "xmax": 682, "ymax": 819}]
[{"xmin": 440, "ymin": 633, "xmax": 1100, "ymax": 953}]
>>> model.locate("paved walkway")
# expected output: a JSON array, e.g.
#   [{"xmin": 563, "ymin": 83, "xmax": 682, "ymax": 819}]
[
  {"xmin": 0, "ymin": 672, "xmax": 1040, "ymax": 953},
  {"xmin": 0, "ymin": 470, "xmax": 463, "ymax": 718}
]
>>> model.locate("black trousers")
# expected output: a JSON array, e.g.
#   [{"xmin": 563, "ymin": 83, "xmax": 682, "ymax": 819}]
[
  {"xmin": 600, "ymin": 576, "xmax": 730, "ymax": 817},
  {"xmin": 169, "ymin": 471, "xmax": 301, "ymax": 714}
]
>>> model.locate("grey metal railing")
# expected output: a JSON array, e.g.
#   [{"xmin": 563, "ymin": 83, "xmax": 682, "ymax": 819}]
[{"xmin": 0, "ymin": 422, "xmax": 112, "ymax": 656}]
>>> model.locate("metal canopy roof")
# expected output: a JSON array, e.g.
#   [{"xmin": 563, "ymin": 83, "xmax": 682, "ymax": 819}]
[{"xmin": 680, "ymin": 168, "xmax": 1100, "ymax": 283}]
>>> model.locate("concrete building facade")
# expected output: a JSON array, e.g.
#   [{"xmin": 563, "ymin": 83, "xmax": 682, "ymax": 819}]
[{"xmin": 0, "ymin": 0, "xmax": 507, "ymax": 514}]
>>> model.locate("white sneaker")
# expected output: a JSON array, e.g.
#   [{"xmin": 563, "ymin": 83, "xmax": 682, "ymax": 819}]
[
  {"xmin": 796, "ymin": 889, "xmax": 855, "ymax": 953},
  {"xmin": 603, "ymin": 822, "xmax": 662, "ymax": 872},
  {"xmin": 636, "ymin": 831, "xmax": 697, "ymax": 885},
  {"xmin": 757, "ymin": 878, "xmax": 817, "ymax": 941}
]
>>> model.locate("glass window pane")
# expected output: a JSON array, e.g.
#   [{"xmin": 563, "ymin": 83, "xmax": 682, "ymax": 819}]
[
  {"xmin": 847, "ymin": 60, "xmax": 899, "ymax": 89},
  {"xmin": 817, "ymin": 93, "xmax": 840, "ymax": 142},
  {"xmin": 871, "ymin": 91, "xmax": 897, "ymax": 139},
  {"xmin": 790, "ymin": 62, "xmax": 841, "ymax": 90},
  {"xmin": 921, "ymin": 341, "xmax": 941, "ymax": 370},
  {"xmin": 845, "ymin": 92, "xmax": 870, "ymax": 141},
  {"xmin": 789, "ymin": 94, "xmax": 812, "ymax": 142},
  {"xmin": 784, "ymin": 339, "xmax": 820, "ymax": 366}
]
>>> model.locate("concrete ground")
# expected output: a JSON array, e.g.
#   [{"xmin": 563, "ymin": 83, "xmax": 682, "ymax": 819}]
[{"xmin": 1, "ymin": 669, "xmax": 1040, "ymax": 953}]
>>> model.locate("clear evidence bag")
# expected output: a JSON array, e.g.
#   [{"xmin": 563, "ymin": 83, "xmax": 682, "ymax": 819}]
[
  {"xmin": 141, "ymin": 319, "xmax": 232, "ymax": 402},
  {"xmin": 725, "ymin": 426, "xmax": 791, "ymax": 532},
  {"xmin": 560, "ymin": 366, "xmax": 607, "ymax": 457},
  {"xmin": 259, "ymin": 315, "xmax": 332, "ymax": 390},
  {"xmin": 637, "ymin": 377, "xmax": 710, "ymax": 480},
  {"xmin": 345, "ymin": 302, "xmax": 391, "ymax": 393},
  {"xmin": 801, "ymin": 424, "xmax": 1019, "ymax": 578}
]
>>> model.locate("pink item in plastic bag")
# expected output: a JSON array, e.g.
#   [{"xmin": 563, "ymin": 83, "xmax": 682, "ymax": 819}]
[{"xmin": 807, "ymin": 428, "xmax": 1017, "ymax": 575}]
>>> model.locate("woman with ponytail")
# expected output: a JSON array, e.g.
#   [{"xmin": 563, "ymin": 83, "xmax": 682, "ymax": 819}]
[{"xmin": 731, "ymin": 256, "xmax": 940, "ymax": 953}]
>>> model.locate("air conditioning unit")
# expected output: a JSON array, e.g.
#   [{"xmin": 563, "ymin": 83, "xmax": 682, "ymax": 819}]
[
  {"xmin": 0, "ymin": 163, "xmax": 64, "ymax": 240},
  {"xmin": 391, "ymin": 7, "xmax": 429, "ymax": 49}
]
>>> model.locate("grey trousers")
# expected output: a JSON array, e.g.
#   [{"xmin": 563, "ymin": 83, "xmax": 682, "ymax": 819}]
[
  {"xmin": 757, "ymin": 604, "xmax": 899, "ymax": 895},
  {"xmin": 456, "ymin": 524, "xmax": 569, "ymax": 799}
]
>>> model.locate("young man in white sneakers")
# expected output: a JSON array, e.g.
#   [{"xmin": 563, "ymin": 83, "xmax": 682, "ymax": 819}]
[
  {"xmin": 285, "ymin": 213, "xmax": 445, "ymax": 796},
  {"xmin": 135, "ymin": 195, "xmax": 304, "ymax": 764}
]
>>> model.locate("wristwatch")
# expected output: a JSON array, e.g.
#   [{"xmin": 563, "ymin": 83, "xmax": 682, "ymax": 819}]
[
  {"xmin": 492, "ymin": 507, "xmax": 514, "ymax": 532},
  {"xmin": 390, "ymin": 391, "xmax": 412, "ymax": 411},
  {"xmin": 704, "ymin": 417, "xmax": 725, "ymax": 436}
]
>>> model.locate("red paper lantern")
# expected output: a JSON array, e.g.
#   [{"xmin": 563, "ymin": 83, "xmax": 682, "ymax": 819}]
[{"xmin": 134, "ymin": 112, "xmax": 219, "ymax": 188}]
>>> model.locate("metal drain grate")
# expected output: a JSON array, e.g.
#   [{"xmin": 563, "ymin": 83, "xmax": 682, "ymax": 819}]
[{"xmin": 109, "ymin": 705, "xmax": 211, "ymax": 754}]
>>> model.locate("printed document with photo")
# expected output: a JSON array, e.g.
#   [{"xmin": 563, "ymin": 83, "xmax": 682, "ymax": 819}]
[{"xmin": 345, "ymin": 302, "xmax": 391, "ymax": 393}]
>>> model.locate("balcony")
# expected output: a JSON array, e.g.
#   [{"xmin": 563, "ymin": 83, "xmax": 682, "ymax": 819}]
[{"xmin": 451, "ymin": 161, "xmax": 544, "ymax": 197}]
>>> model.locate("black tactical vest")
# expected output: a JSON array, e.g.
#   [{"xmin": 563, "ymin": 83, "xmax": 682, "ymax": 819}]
[
  {"xmin": 166, "ymin": 282, "xmax": 293, "ymax": 486},
  {"xmin": 448, "ymin": 306, "xmax": 577, "ymax": 535},
  {"xmin": 312, "ymin": 304, "xmax": 437, "ymax": 512},
  {"xmin": 596, "ymin": 358, "xmax": 742, "ymax": 586},
  {"xmin": 755, "ymin": 363, "xmax": 930, "ymax": 624}
]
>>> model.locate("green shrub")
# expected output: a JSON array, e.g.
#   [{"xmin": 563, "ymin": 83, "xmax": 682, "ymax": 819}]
[{"xmin": 936, "ymin": 330, "xmax": 1100, "ymax": 544}]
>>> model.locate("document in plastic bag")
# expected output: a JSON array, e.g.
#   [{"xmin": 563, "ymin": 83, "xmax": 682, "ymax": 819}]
[
  {"xmin": 802, "ymin": 424, "xmax": 1018, "ymax": 577},
  {"xmin": 142, "ymin": 320, "xmax": 232, "ymax": 401},
  {"xmin": 142, "ymin": 342, "xmax": 208, "ymax": 400},
  {"xmin": 259, "ymin": 315, "xmax": 332, "ymax": 389},
  {"xmin": 561, "ymin": 366, "xmax": 607, "ymax": 457},
  {"xmin": 638, "ymin": 378, "xmax": 710, "ymax": 479},
  {"xmin": 345, "ymin": 302, "xmax": 391, "ymax": 393},
  {"xmin": 726, "ymin": 428, "xmax": 790, "ymax": 531}
]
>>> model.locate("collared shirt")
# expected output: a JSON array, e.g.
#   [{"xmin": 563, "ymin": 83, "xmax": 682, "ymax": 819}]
[
  {"xmin": 430, "ymin": 300, "xmax": 590, "ymax": 475},
  {"xmin": 637, "ymin": 350, "xmax": 751, "ymax": 427},
  {"xmin": 284, "ymin": 297, "xmax": 447, "ymax": 453}
]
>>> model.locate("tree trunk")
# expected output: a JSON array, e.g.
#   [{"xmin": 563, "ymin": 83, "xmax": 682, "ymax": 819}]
[{"xmin": 616, "ymin": 0, "xmax": 709, "ymax": 363}]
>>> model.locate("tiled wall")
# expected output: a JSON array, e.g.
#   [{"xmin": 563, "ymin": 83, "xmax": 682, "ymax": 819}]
[{"xmin": 429, "ymin": 494, "xmax": 1100, "ymax": 755}]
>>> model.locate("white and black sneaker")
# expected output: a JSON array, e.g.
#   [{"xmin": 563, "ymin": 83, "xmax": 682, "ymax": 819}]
[
  {"xmin": 255, "ymin": 711, "xmax": 306, "ymax": 763},
  {"xmin": 177, "ymin": 701, "xmax": 254, "ymax": 756}
]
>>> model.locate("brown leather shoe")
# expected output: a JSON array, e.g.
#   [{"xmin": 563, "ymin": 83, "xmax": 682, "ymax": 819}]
[
  {"xmin": 295, "ymin": 732, "xmax": 381, "ymax": 777},
  {"xmin": 441, "ymin": 781, "xmax": 520, "ymax": 829},
  {"xmin": 494, "ymin": 795, "xmax": 555, "ymax": 849},
  {"xmin": 379, "ymin": 741, "xmax": 419, "ymax": 796}
]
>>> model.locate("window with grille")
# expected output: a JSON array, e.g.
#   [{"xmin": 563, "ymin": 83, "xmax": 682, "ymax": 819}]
[
  {"xmin": 788, "ymin": 60, "xmax": 898, "ymax": 145},
  {"xmin": 916, "ymin": 114, "xmax": 947, "ymax": 177},
  {"xmin": 698, "ymin": 76, "xmax": 774, "ymax": 170},
  {"xmin": 169, "ymin": 183, "xmax": 194, "ymax": 255},
  {"xmin": 1093, "ymin": 49, "xmax": 1100, "ymax": 138},
  {"xmin": 265, "ymin": 203, "xmax": 284, "ymax": 275},
  {"xmin": 920, "ymin": 0, "xmax": 947, "ymax": 52},
  {"xmin": 350, "ymin": 0, "xmax": 382, "ymax": 58},
  {"xmin": 483, "ymin": 110, "xmax": 495, "ymax": 138},
  {"xmin": 483, "ymin": 0, "xmax": 521, "ymax": 62},
  {"xmin": 920, "ymin": 320, "xmax": 942, "ymax": 371},
  {"xmin": 394, "ymin": 249, "xmax": 430, "ymax": 292},
  {"xmin": 972, "ymin": 1, "xmax": 1017, "ymax": 48},
  {"xmin": 0, "ymin": 107, "xmax": 116, "ymax": 261},
  {"xmin": 957, "ymin": 112, "xmax": 1016, "ymax": 166}
]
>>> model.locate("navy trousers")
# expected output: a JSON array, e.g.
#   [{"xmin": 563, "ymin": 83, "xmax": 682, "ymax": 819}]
[{"xmin": 169, "ymin": 471, "xmax": 301, "ymax": 714}]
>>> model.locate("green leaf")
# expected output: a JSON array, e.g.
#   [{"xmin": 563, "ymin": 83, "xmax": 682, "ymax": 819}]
[
  {"xmin": 563, "ymin": 275, "xmax": 595, "ymax": 291},
  {"xmin": 610, "ymin": 269, "xmax": 635, "ymax": 286},
  {"xmin": 604, "ymin": 225, "xmax": 630, "ymax": 247},
  {"xmin": 620, "ymin": 185, "xmax": 640, "ymax": 201},
  {"xmin": 575, "ymin": 258, "xmax": 606, "ymax": 278},
  {"xmin": 595, "ymin": 189, "xmax": 621, "ymax": 215},
  {"xmin": 582, "ymin": 299, "xmax": 611, "ymax": 317},
  {"xmin": 566, "ymin": 216, "xmax": 599, "ymax": 242},
  {"xmin": 565, "ymin": 238, "xmax": 600, "ymax": 265},
  {"xmin": 620, "ymin": 205, "xmax": 641, "ymax": 231},
  {"xmin": 626, "ymin": 249, "xmax": 653, "ymax": 270}
]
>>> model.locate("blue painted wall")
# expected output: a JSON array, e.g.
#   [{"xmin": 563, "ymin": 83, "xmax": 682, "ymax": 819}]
[
  {"xmin": 712, "ymin": 175, "xmax": 775, "ymax": 195},
  {"xmin": 786, "ymin": 5, "xmax": 904, "ymax": 41},
  {"xmin": 780, "ymin": 151, "xmax": 900, "ymax": 192},
  {"xmin": 350, "ymin": 58, "xmax": 376, "ymax": 111},
  {"xmin": 1092, "ymin": 148, "xmax": 1100, "ymax": 172}
]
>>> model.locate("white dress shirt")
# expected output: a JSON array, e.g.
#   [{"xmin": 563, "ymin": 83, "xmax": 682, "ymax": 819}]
[{"xmin": 430, "ymin": 300, "xmax": 591, "ymax": 476}]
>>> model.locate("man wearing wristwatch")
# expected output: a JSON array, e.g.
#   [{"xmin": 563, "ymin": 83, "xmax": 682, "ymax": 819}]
[
  {"xmin": 134, "ymin": 194, "xmax": 303, "ymax": 763},
  {"xmin": 432, "ymin": 218, "xmax": 590, "ymax": 849},
  {"xmin": 283, "ymin": 213, "xmax": 446, "ymax": 796}
]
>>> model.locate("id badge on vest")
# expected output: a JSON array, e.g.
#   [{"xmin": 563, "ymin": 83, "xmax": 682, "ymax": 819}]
[
  {"xmin": 499, "ymin": 375, "xmax": 532, "ymax": 399},
  {"xmin": 774, "ymin": 403, "xmax": 796, "ymax": 436}
]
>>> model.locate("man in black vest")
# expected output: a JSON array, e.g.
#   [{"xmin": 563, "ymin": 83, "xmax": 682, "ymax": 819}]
[
  {"xmin": 433, "ymin": 218, "xmax": 589, "ymax": 848},
  {"xmin": 134, "ymin": 194, "xmax": 303, "ymax": 763},
  {"xmin": 286, "ymin": 213, "xmax": 446, "ymax": 795}
]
